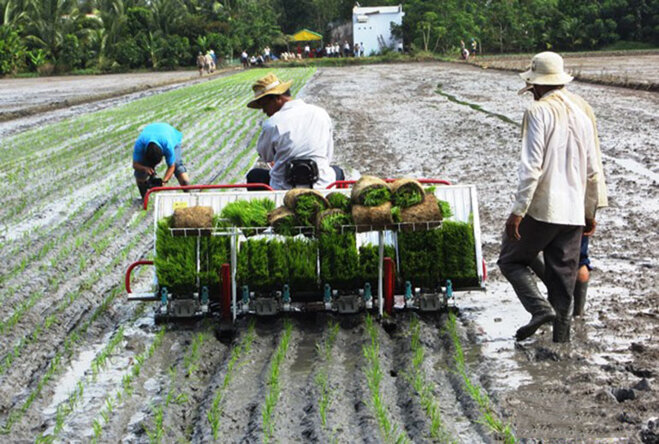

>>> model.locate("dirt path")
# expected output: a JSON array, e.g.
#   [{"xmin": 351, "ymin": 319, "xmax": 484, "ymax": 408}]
[{"xmin": 1, "ymin": 62, "xmax": 657, "ymax": 443}]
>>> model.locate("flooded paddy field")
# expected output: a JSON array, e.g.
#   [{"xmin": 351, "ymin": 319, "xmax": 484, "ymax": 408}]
[{"xmin": 0, "ymin": 59, "xmax": 657, "ymax": 442}]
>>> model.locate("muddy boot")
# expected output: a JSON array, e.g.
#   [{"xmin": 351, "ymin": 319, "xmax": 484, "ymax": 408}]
[
  {"xmin": 516, "ymin": 312, "xmax": 556, "ymax": 341},
  {"xmin": 573, "ymin": 280, "xmax": 588, "ymax": 317},
  {"xmin": 553, "ymin": 317, "xmax": 571, "ymax": 343}
]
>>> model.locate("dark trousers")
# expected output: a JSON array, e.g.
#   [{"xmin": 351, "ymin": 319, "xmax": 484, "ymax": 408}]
[
  {"xmin": 498, "ymin": 216, "xmax": 582, "ymax": 325},
  {"xmin": 246, "ymin": 166, "xmax": 345, "ymax": 190}
]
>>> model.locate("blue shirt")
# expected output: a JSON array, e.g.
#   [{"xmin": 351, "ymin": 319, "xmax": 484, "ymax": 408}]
[{"xmin": 133, "ymin": 123, "xmax": 182, "ymax": 166}]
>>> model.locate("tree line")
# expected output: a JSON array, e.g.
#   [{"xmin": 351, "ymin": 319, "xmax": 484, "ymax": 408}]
[{"xmin": 0, "ymin": 0, "xmax": 657, "ymax": 75}]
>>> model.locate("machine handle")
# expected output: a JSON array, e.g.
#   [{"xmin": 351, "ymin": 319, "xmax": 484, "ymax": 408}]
[
  {"xmin": 326, "ymin": 178, "xmax": 451, "ymax": 189},
  {"xmin": 125, "ymin": 260, "xmax": 154, "ymax": 294},
  {"xmin": 143, "ymin": 183, "xmax": 274, "ymax": 209}
]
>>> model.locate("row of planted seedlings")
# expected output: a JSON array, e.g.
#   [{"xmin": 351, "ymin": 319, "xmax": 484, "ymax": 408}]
[
  {"xmin": 0, "ymin": 66, "xmax": 313, "ymax": 234},
  {"xmin": 0, "ymin": 68, "xmax": 316, "ymax": 437},
  {"xmin": 0, "ymin": 67, "xmax": 315, "ymax": 329},
  {"xmin": 445, "ymin": 313, "xmax": 517, "ymax": 443},
  {"xmin": 0, "ymin": 67, "xmax": 313, "ymax": 301},
  {"xmin": 0, "ymin": 225, "xmax": 154, "ymax": 434}
]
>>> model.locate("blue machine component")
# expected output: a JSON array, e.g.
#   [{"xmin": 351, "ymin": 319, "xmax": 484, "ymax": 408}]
[
  {"xmin": 160, "ymin": 287, "xmax": 168, "ymax": 306},
  {"xmin": 201, "ymin": 286, "xmax": 209, "ymax": 305},
  {"xmin": 324, "ymin": 284, "xmax": 332, "ymax": 302},
  {"xmin": 242, "ymin": 285, "xmax": 250, "ymax": 304},
  {"xmin": 446, "ymin": 280, "xmax": 453, "ymax": 299},
  {"xmin": 404, "ymin": 281, "xmax": 413, "ymax": 301},
  {"xmin": 363, "ymin": 282, "xmax": 372, "ymax": 301},
  {"xmin": 282, "ymin": 284, "xmax": 291, "ymax": 303}
]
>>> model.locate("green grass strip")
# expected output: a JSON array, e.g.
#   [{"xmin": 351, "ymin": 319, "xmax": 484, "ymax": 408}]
[
  {"xmin": 262, "ymin": 319, "xmax": 293, "ymax": 443},
  {"xmin": 446, "ymin": 313, "xmax": 516, "ymax": 443},
  {"xmin": 363, "ymin": 314, "xmax": 410, "ymax": 444},
  {"xmin": 207, "ymin": 320, "xmax": 256, "ymax": 440}
]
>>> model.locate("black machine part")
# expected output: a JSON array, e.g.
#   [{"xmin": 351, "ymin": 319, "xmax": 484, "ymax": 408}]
[
  {"xmin": 146, "ymin": 174, "xmax": 163, "ymax": 189},
  {"xmin": 286, "ymin": 159, "xmax": 319, "ymax": 188}
]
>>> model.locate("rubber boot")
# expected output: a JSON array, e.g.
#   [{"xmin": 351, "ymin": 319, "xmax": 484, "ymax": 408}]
[
  {"xmin": 502, "ymin": 267, "xmax": 555, "ymax": 341},
  {"xmin": 573, "ymin": 280, "xmax": 588, "ymax": 317},
  {"xmin": 553, "ymin": 317, "xmax": 571, "ymax": 343},
  {"xmin": 138, "ymin": 182, "xmax": 149, "ymax": 200}
]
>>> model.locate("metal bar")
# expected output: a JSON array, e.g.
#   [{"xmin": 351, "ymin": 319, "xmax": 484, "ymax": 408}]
[
  {"xmin": 469, "ymin": 185, "xmax": 485, "ymax": 286},
  {"xmin": 378, "ymin": 230, "xmax": 384, "ymax": 317},
  {"xmin": 196, "ymin": 236, "xmax": 200, "ymax": 290},
  {"xmin": 231, "ymin": 227, "xmax": 238, "ymax": 321},
  {"xmin": 143, "ymin": 183, "xmax": 275, "ymax": 210},
  {"xmin": 125, "ymin": 260, "xmax": 154, "ymax": 294},
  {"xmin": 128, "ymin": 293, "xmax": 159, "ymax": 301}
]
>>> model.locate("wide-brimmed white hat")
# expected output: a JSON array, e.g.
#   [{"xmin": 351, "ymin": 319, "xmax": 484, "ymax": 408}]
[
  {"xmin": 247, "ymin": 73, "xmax": 293, "ymax": 109},
  {"xmin": 519, "ymin": 51, "xmax": 573, "ymax": 86}
]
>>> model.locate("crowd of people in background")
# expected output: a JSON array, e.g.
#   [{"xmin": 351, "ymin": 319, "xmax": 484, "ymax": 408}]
[{"xmin": 239, "ymin": 41, "xmax": 368, "ymax": 68}]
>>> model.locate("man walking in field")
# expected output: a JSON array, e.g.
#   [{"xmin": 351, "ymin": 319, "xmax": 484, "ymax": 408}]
[
  {"xmin": 498, "ymin": 52, "xmax": 600, "ymax": 343},
  {"xmin": 133, "ymin": 122, "xmax": 190, "ymax": 200},
  {"xmin": 245, "ymin": 73, "xmax": 343, "ymax": 189}
]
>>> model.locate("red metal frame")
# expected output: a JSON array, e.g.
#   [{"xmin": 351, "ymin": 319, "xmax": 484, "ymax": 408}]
[
  {"xmin": 143, "ymin": 183, "xmax": 274, "ymax": 209},
  {"xmin": 220, "ymin": 263, "xmax": 232, "ymax": 321},
  {"xmin": 326, "ymin": 178, "xmax": 451, "ymax": 189},
  {"xmin": 383, "ymin": 257, "xmax": 395, "ymax": 315},
  {"xmin": 125, "ymin": 260, "xmax": 154, "ymax": 294}
]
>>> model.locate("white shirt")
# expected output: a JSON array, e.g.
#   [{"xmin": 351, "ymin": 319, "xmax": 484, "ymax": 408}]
[
  {"xmin": 256, "ymin": 99, "xmax": 336, "ymax": 190},
  {"xmin": 512, "ymin": 89, "xmax": 599, "ymax": 225}
]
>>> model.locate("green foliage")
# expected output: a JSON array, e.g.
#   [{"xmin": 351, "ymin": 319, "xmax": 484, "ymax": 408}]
[
  {"xmin": 391, "ymin": 186, "xmax": 423, "ymax": 208},
  {"xmin": 326, "ymin": 192, "xmax": 351, "ymax": 212},
  {"xmin": 220, "ymin": 198, "xmax": 275, "ymax": 234},
  {"xmin": 398, "ymin": 219, "xmax": 477, "ymax": 288},
  {"xmin": 294, "ymin": 194, "xmax": 327, "ymax": 227},
  {"xmin": 438, "ymin": 200, "xmax": 453, "ymax": 219},
  {"xmin": 319, "ymin": 232, "xmax": 359, "ymax": 289},
  {"xmin": 154, "ymin": 217, "xmax": 229, "ymax": 293},
  {"xmin": 318, "ymin": 211, "xmax": 352, "ymax": 234},
  {"xmin": 391, "ymin": 206, "xmax": 402, "ymax": 223},
  {"xmin": 238, "ymin": 237, "xmax": 317, "ymax": 291},
  {"xmin": 0, "ymin": 24, "xmax": 25, "ymax": 74},
  {"xmin": 362, "ymin": 187, "xmax": 391, "ymax": 207},
  {"xmin": 359, "ymin": 244, "xmax": 396, "ymax": 285}
]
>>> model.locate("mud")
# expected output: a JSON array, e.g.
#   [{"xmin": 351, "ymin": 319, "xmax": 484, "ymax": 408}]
[{"xmin": 0, "ymin": 60, "xmax": 657, "ymax": 443}]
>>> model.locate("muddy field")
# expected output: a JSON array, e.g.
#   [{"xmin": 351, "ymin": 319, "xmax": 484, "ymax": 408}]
[
  {"xmin": 0, "ymin": 59, "xmax": 657, "ymax": 443},
  {"xmin": 471, "ymin": 52, "xmax": 659, "ymax": 89}
]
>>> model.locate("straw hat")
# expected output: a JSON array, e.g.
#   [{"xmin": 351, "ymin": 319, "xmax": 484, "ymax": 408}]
[
  {"xmin": 247, "ymin": 73, "xmax": 293, "ymax": 109},
  {"xmin": 519, "ymin": 52, "xmax": 573, "ymax": 86}
]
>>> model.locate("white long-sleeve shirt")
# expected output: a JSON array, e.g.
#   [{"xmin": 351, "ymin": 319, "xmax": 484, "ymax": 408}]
[
  {"xmin": 256, "ymin": 99, "xmax": 336, "ymax": 190},
  {"xmin": 511, "ymin": 89, "xmax": 599, "ymax": 225}
]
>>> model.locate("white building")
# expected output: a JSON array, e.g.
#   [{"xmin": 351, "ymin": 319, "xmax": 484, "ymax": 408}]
[{"xmin": 353, "ymin": 4, "xmax": 404, "ymax": 56}]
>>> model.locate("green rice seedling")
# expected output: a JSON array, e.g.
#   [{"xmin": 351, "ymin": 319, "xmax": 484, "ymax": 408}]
[
  {"xmin": 437, "ymin": 200, "xmax": 453, "ymax": 219},
  {"xmin": 319, "ymin": 232, "xmax": 360, "ymax": 289},
  {"xmin": 268, "ymin": 240, "xmax": 288, "ymax": 288},
  {"xmin": 314, "ymin": 322, "xmax": 339, "ymax": 428},
  {"xmin": 362, "ymin": 315, "xmax": 410, "ymax": 444},
  {"xmin": 262, "ymin": 320, "xmax": 293, "ymax": 443},
  {"xmin": 208, "ymin": 321, "xmax": 256, "ymax": 440},
  {"xmin": 398, "ymin": 229, "xmax": 443, "ymax": 289},
  {"xmin": 220, "ymin": 198, "xmax": 275, "ymax": 234},
  {"xmin": 326, "ymin": 192, "xmax": 351, "ymax": 212},
  {"xmin": 359, "ymin": 244, "xmax": 396, "ymax": 286},
  {"xmin": 391, "ymin": 206, "xmax": 402, "ymax": 223},
  {"xmin": 405, "ymin": 317, "xmax": 452, "ymax": 442},
  {"xmin": 145, "ymin": 405, "xmax": 165, "ymax": 444},
  {"xmin": 318, "ymin": 211, "xmax": 352, "ymax": 235},
  {"xmin": 392, "ymin": 188, "xmax": 424, "ymax": 209},
  {"xmin": 446, "ymin": 314, "xmax": 516, "ymax": 443},
  {"xmin": 284, "ymin": 238, "xmax": 318, "ymax": 291},
  {"xmin": 294, "ymin": 194, "xmax": 326, "ymax": 227},
  {"xmin": 362, "ymin": 187, "xmax": 392, "ymax": 207},
  {"xmin": 439, "ymin": 221, "xmax": 477, "ymax": 287},
  {"xmin": 237, "ymin": 239, "xmax": 270, "ymax": 290}
]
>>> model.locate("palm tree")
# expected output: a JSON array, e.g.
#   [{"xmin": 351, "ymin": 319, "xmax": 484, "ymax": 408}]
[{"xmin": 23, "ymin": 0, "xmax": 80, "ymax": 60}]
